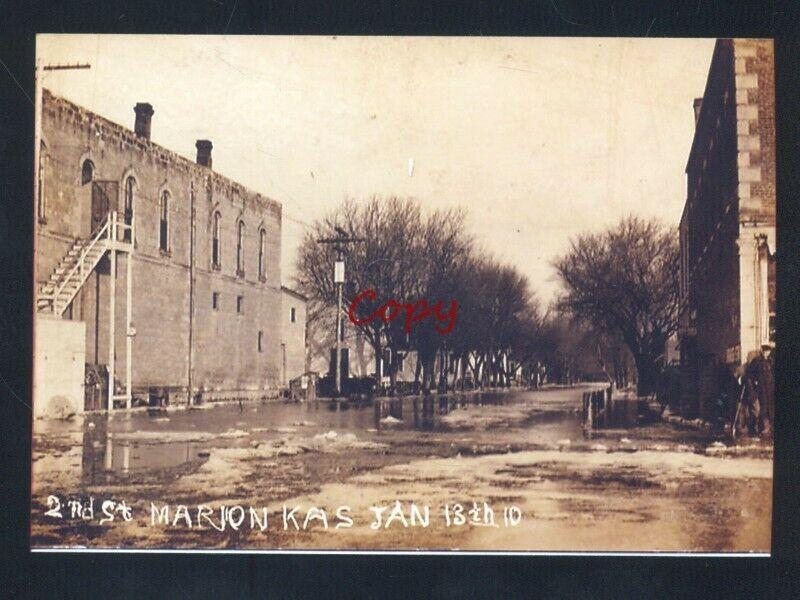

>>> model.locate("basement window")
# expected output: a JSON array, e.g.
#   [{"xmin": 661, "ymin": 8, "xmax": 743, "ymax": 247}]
[
  {"xmin": 237, "ymin": 295, "xmax": 244, "ymax": 314},
  {"xmin": 212, "ymin": 292, "xmax": 220, "ymax": 310}
]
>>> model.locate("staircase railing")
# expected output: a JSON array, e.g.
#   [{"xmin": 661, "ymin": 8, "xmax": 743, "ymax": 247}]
[{"xmin": 38, "ymin": 211, "xmax": 117, "ymax": 315}]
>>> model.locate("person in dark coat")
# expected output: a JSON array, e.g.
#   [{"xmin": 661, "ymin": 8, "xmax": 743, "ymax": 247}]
[{"xmin": 741, "ymin": 346, "xmax": 774, "ymax": 438}]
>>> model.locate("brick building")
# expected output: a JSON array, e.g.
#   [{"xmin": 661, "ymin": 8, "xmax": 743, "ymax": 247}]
[
  {"xmin": 34, "ymin": 89, "xmax": 306, "ymax": 416},
  {"xmin": 677, "ymin": 39, "xmax": 775, "ymax": 418}
]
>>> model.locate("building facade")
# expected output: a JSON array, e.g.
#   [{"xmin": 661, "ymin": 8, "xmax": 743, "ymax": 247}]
[
  {"xmin": 35, "ymin": 89, "xmax": 304, "ymax": 415},
  {"xmin": 280, "ymin": 286, "xmax": 308, "ymax": 385},
  {"xmin": 677, "ymin": 39, "xmax": 775, "ymax": 418}
]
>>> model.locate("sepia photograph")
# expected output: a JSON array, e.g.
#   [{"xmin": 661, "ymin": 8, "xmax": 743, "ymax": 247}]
[{"xmin": 30, "ymin": 35, "xmax": 775, "ymax": 553}]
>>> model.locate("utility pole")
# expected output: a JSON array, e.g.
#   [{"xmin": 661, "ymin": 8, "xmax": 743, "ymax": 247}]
[
  {"xmin": 34, "ymin": 61, "xmax": 90, "ymax": 222},
  {"xmin": 316, "ymin": 227, "xmax": 365, "ymax": 397}
]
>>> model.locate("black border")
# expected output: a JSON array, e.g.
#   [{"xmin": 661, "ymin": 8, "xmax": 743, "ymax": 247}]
[{"xmin": 2, "ymin": 2, "xmax": 798, "ymax": 597}]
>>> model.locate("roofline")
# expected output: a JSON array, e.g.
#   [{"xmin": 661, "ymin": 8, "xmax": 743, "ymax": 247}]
[
  {"xmin": 685, "ymin": 39, "xmax": 730, "ymax": 174},
  {"xmin": 42, "ymin": 88, "xmax": 282, "ymax": 212},
  {"xmin": 281, "ymin": 286, "xmax": 308, "ymax": 301}
]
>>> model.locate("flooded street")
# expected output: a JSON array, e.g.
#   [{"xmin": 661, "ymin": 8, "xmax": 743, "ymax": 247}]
[{"xmin": 31, "ymin": 385, "xmax": 772, "ymax": 552}]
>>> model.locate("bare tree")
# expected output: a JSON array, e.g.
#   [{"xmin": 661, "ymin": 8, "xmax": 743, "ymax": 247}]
[
  {"xmin": 297, "ymin": 195, "xmax": 554, "ymax": 397},
  {"xmin": 553, "ymin": 216, "xmax": 679, "ymax": 396},
  {"xmin": 408, "ymin": 207, "xmax": 472, "ymax": 393}
]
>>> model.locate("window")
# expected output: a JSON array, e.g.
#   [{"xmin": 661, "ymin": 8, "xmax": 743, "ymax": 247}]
[
  {"xmin": 236, "ymin": 220, "xmax": 245, "ymax": 276},
  {"xmin": 397, "ymin": 355, "xmax": 404, "ymax": 373},
  {"xmin": 258, "ymin": 228, "xmax": 267, "ymax": 281},
  {"xmin": 257, "ymin": 331, "xmax": 263, "ymax": 353},
  {"xmin": 81, "ymin": 159, "xmax": 94, "ymax": 185},
  {"xmin": 212, "ymin": 292, "xmax": 220, "ymax": 310},
  {"xmin": 37, "ymin": 141, "xmax": 46, "ymax": 223},
  {"xmin": 212, "ymin": 211, "xmax": 221, "ymax": 269},
  {"xmin": 236, "ymin": 295, "xmax": 244, "ymax": 314},
  {"xmin": 290, "ymin": 307, "xmax": 296, "ymax": 323},
  {"xmin": 159, "ymin": 190, "xmax": 170, "ymax": 252},
  {"xmin": 123, "ymin": 176, "xmax": 135, "ymax": 242}
]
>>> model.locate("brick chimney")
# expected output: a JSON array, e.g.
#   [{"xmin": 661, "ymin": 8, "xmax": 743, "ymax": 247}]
[
  {"xmin": 133, "ymin": 103, "xmax": 154, "ymax": 139},
  {"xmin": 693, "ymin": 98, "xmax": 703, "ymax": 126},
  {"xmin": 195, "ymin": 140, "xmax": 213, "ymax": 168}
]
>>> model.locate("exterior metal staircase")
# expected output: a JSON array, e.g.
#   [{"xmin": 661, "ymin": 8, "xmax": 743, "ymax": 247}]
[{"xmin": 37, "ymin": 212, "xmax": 120, "ymax": 317}]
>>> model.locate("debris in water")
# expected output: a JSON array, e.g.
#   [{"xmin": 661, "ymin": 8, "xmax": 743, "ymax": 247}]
[{"xmin": 219, "ymin": 428, "xmax": 249, "ymax": 438}]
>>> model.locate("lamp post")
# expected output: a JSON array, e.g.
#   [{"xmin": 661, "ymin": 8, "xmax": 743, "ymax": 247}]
[
  {"xmin": 334, "ymin": 253, "xmax": 345, "ymax": 395},
  {"xmin": 316, "ymin": 227, "xmax": 365, "ymax": 397}
]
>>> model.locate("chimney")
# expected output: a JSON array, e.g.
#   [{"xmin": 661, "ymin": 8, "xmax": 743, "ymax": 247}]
[
  {"xmin": 133, "ymin": 103, "xmax": 154, "ymax": 139},
  {"xmin": 195, "ymin": 140, "xmax": 213, "ymax": 168},
  {"xmin": 693, "ymin": 98, "xmax": 703, "ymax": 126}
]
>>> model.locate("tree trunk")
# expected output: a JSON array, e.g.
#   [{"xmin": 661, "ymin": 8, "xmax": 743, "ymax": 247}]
[
  {"xmin": 355, "ymin": 333, "xmax": 368, "ymax": 377},
  {"xmin": 413, "ymin": 356, "xmax": 422, "ymax": 395},
  {"xmin": 634, "ymin": 351, "xmax": 659, "ymax": 397},
  {"xmin": 388, "ymin": 356, "xmax": 398, "ymax": 396},
  {"xmin": 438, "ymin": 349, "xmax": 447, "ymax": 392}
]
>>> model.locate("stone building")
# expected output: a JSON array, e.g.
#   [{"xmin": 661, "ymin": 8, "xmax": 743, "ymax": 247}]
[
  {"xmin": 34, "ymin": 89, "xmax": 305, "ymax": 416},
  {"xmin": 280, "ymin": 286, "xmax": 308, "ymax": 385},
  {"xmin": 677, "ymin": 39, "xmax": 775, "ymax": 419}
]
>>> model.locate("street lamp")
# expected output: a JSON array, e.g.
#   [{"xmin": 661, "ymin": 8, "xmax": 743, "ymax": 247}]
[{"xmin": 316, "ymin": 228, "xmax": 365, "ymax": 397}]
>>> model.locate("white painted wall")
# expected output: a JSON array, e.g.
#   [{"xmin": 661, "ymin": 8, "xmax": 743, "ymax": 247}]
[{"xmin": 34, "ymin": 316, "xmax": 85, "ymax": 418}]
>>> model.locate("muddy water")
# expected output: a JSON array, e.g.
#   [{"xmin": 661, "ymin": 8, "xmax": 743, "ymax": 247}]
[
  {"xmin": 35, "ymin": 389, "xmax": 581, "ymax": 480},
  {"xmin": 30, "ymin": 385, "xmax": 773, "ymax": 551}
]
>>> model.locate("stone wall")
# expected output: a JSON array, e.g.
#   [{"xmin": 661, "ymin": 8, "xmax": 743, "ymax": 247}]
[
  {"xmin": 678, "ymin": 39, "xmax": 776, "ymax": 419},
  {"xmin": 280, "ymin": 287, "xmax": 308, "ymax": 385},
  {"xmin": 34, "ymin": 316, "xmax": 85, "ymax": 418}
]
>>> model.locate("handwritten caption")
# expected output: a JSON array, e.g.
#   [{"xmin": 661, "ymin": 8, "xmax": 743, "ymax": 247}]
[{"xmin": 44, "ymin": 496, "xmax": 522, "ymax": 531}]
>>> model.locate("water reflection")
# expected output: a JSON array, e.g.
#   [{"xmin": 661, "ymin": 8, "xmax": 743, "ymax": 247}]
[{"xmin": 64, "ymin": 390, "xmax": 556, "ymax": 482}]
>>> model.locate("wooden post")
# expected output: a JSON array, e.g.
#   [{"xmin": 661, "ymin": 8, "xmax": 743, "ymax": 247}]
[
  {"xmin": 104, "ymin": 432, "xmax": 113, "ymax": 471},
  {"xmin": 586, "ymin": 391, "xmax": 593, "ymax": 430},
  {"xmin": 108, "ymin": 212, "xmax": 116, "ymax": 410},
  {"xmin": 125, "ymin": 215, "xmax": 133, "ymax": 409}
]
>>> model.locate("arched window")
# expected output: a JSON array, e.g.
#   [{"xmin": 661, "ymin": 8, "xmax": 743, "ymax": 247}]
[
  {"xmin": 159, "ymin": 190, "xmax": 169, "ymax": 252},
  {"xmin": 81, "ymin": 159, "xmax": 94, "ymax": 185},
  {"xmin": 212, "ymin": 211, "xmax": 221, "ymax": 269},
  {"xmin": 37, "ymin": 141, "xmax": 47, "ymax": 223},
  {"xmin": 258, "ymin": 228, "xmax": 267, "ymax": 281},
  {"xmin": 123, "ymin": 176, "xmax": 136, "ymax": 242},
  {"xmin": 236, "ymin": 220, "xmax": 245, "ymax": 276}
]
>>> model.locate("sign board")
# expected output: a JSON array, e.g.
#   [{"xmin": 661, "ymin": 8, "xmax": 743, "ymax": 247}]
[{"xmin": 334, "ymin": 260, "xmax": 345, "ymax": 283}]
